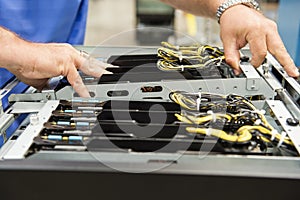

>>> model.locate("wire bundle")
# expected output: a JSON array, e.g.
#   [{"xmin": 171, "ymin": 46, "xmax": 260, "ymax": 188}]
[
  {"xmin": 170, "ymin": 91, "xmax": 294, "ymax": 149},
  {"xmin": 157, "ymin": 42, "xmax": 225, "ymax": 71}
]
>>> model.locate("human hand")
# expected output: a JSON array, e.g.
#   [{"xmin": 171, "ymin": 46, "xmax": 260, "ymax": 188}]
[
  {"xmin": 8, "ymin": 42, "xmax": 112, "ymax": 97},
  {"xmin": 219, "ymin": 5, "xmax": 299, "ymax": 77}
]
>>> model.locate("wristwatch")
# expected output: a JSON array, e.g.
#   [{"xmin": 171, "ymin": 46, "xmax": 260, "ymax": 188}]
[{"xmin": 216, "ymin": 0, "xmax": 260, "ymax": 23}]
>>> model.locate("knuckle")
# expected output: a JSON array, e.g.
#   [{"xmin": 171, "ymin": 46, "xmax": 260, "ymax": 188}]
[
  {"xmin": 256, "ymin": 50, "xmax": 267, "ymax": 58},
  {"xmin": 225, "ymin": 57, "xmax": 235, "ymax": 64},
  {"xmin": 252, "ymin": 51, "xmax": 267, "ymax": 67},
  {"xmin": 58, "ymin": 43, "xmax": 75, "ymax": 55},
  {"xmin": 267, "ymin": 19, "xmax": 278, "ymax": 30},
  {"xmin": 62, "ymin": 43, "xmax": 73, "ymax": 49},
  {"xmin": 272, "ymin": 44, "xmax": 287, "ymax": 56},
  {"xmin": 248, "ymin": 19, "xmax": 264, "ymax": 31}
]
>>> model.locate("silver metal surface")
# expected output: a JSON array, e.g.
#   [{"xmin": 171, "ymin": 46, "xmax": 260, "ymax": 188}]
[
  {"xmin": 9, "ymin": 90, "xmax": 56, "ymax": 103},
  {"xmin": 1, "ymin": 46, "xmax": 300, "ymax": 181},
  {"xmin": 267, "ymin": 100, "xmax": 300, "ymax": 154},
  {"xmin": 276, "ymin": 89, "xmax": 300, "ymax": 119},
  {"xmin": 11, "ymin": 102, "xmax": 46, "ymax": 114},
  {"xmin": 100, "ymin": 76, "xmax": 273, "ymax": 99},
  {"xmin": 240, "ymin": 63, "xmax": 261, "ymax": 91},
  {"xmin": 0, "ymin": 113, "xmax": 14, "ymax": 141},
  {"xmin": 3, "ymin": 100, "xmax": 59, "ymax": 159},
  {"xmin": 24, "ymin": 151, "xmax": 300, "ymax": 179},
  {"xmin": 54, "ymin": 76, "xmax": 276, "ymax": 102}
]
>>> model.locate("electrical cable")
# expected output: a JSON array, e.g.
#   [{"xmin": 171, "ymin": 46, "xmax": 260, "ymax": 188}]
[
  {"xmin": 170, "ymin": 91, "xmax": 294, "ymax": 148},
  {"xmin": 157, "ymin": 42, "xmax": 225, "ymax": 71}
]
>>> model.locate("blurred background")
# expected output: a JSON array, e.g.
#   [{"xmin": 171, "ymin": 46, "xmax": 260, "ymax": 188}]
[{"xmin": 85, "ymin": 0, "xmax": 280, "ymax": 47}]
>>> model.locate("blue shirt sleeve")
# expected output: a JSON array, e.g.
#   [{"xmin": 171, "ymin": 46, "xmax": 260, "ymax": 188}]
[{"xmin": 0, "ymin": 0, "xmax": 88, "ymax": 44}]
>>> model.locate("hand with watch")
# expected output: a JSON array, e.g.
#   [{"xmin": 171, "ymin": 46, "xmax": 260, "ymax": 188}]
[
  {"xmin": 161, "ymin": 0, "xmax": 299, "ymax": 77},
  {"xmin": 217, "ymin": 0, "xmax": 298, "ymax": 77}
]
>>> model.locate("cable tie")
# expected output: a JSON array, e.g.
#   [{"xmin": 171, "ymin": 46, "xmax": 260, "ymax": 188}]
[
  {"xmin": 179, "ymin": 52, "xmax": 183, "ymax": 62},
  {"xmin": 271, "ymin": 129, "xmax": 277, "ymax": 141},
  {"xmin": 277, "ymin": 131, "xmax": 287, "ymax": 148},
  {"xmin": 254, "ymin": 119, "xmax": 261, "ymax": 126},
  {"xmin": 196, "ymin": 92, "xmax": 201, "ymax": 111},
  {"xmin": 213, "ymin": 48, "xmax": 216, "ymax": 54},
  {"xmin": 206, "ymin": 128, "xmax": 212, "ymax": 136},
  {"xmin": 207, "ymin": 110, "xmax": 216, "ymax": 122},
  {"xmin": 181, "ymin": 65, "xmax": 184, "ymax": 72},
  {"xmin": 217, "ymin": 57, "xmax": 223, "ymax": 65},
  {"xmin": 259, "ymin": 109, "xmax": 266, "ymax": 115}
]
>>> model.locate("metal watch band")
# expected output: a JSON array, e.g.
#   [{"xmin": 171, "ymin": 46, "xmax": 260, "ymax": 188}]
[{"xmin": 216, "ymin": 0, "xmax": 260, "ymax": 23}]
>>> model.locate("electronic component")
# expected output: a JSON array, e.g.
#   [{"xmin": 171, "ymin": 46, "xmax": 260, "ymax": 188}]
[
  {"xmin": 170, "ymin": 91, "xmax": 295, "ymax": 155},
  {"xmin": 1, "ymin": 45, "xmax": 300, "ymax": 200}
]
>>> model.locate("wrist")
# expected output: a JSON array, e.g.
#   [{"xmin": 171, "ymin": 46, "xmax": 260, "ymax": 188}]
[{"xmin": 216, "ymin": 0, "xmax": 260, "ymax": 23}]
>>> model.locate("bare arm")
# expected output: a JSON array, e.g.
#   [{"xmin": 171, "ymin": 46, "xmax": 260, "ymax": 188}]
[
  {"xmin": 160, "ymin": 0, "xmax": 299, "ymax": 77},
  {"xmin": 0, "ymin": 27, "xmax": 110, "ymax": 97}
]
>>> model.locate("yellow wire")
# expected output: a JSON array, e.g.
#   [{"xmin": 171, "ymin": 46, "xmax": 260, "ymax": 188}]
[{"xmin": 186, "ymin": 127, "xmax": 252, "ymax": 143}]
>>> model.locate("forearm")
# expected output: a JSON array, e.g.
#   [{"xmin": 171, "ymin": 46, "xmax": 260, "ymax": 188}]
[
  {"xmin": 0, "ymin": 26, "xmax": 112, "ymax": 97},
  {"xmin": 160, "ymin": 0, "xmax": 226, "ymax": 18},
  {"xmin": 0, "ymin": 26, "xmax": 31, "ymax": 70}
]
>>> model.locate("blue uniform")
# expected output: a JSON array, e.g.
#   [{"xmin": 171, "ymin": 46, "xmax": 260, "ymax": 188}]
[
  {"xmin": 0, "ymin": 1, "xmax": 89, "ymax": 141},
  {"xmin": 0, "ymin": 0, "xmax": 89, "ymax": 44}
]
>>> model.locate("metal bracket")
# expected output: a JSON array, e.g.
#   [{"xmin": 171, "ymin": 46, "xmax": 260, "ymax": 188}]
[
  {"xmin": 240, "ymin": 63, "xmax": 260, "ymax": 91},
  {"xmin": 8, "ymin": 90, "xmax": 56, "ymax": 103},
  {"xmin": 11, "ymin": 102, "xmax": 46, "ymax": 114},
  {"xmin": 267, "ymin": 100, "xmax": 300, "ymax": 155},
  {"xmin": 3, "ymin": 100, "xmax": 60, "ymax": 159},
  {"xmin": 0, "ymin": 113, "xmax": 14, "ymax": 141}
]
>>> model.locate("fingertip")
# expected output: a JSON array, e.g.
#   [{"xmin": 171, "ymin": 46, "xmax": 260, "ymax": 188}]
[
  {"xmin": 226, "ymin": 57, "xmax": 238, "ymax": 67},
  {"xmin": 250, "ymin": 58, "xmax": 263, "ymax": 68},
  {"xmin": 104, "ymin": 70, "xmax": 113, "ymax": 75},
  {"xmin": 73, "ymin": 83, "xmax": 91, "ymax": 98},
  {"xmin": 107, "ymin": 64, "xmax": 119, "ymax": 68},
  {"xmin": 223, "ymin": 44, "xmax": 241, "ymax": 74},
  {"xmin": 289, "ymin": 67, "xmax": 300, "ymax": 78},
  {"xmin": 226, "ymin": 56, "xmax": 241, "ymax": 74},
  {"xmin": 90, "ymin": 58, "xmax": 114, "ymax": 70},
  {"xmin": 67, "ymin": 68, "xmax": 91, "ymax": 98},
  {"xmin": 233, "ymin": 68, "xmax": 242, "ymax": 76},
  {"xmin": 295, "ymin": 68, "xmax": 300, "ymax": 76}
]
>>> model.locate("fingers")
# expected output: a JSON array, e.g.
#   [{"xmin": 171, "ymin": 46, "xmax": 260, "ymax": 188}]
[
  {"xmin": 75, "ymin": 52, "xmax": 113, "ymax": 77},
  {"xmin": 66, "ymin": 65, "xmax": 91, "ymax": 98},
  {"xmin": 266, "ymin": 23, "xmax": 299, "ymax": 77},
  {"xmin": 222, "ymin": 37, "xmax": 241, "ymax": 75},
  {"xmin": 247, "ymin": 34, "xmax": 268, "ymax": 68}
]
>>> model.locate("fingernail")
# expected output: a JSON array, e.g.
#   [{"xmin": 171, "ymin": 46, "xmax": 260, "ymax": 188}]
[
  {"xmin": 293, "ymin": 68, "xmax": 299, "ymax": 76},
  {"xmin": 106, "ymin": 64, "xmax": 119, "ymax": 68},
  {"xmin": 233, "ymin": 69, "xmax": 240, "ymax": 75},
  {"xmin": 104, "ymin": 70, "xmax": 113, "ymax": 75}
]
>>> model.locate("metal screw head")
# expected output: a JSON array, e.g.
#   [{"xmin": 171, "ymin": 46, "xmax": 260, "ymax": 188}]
[{"xmin": 30, "ymin": 114, "xmax": 39, "ymax": 126}]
